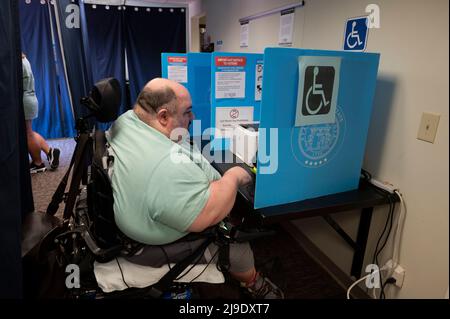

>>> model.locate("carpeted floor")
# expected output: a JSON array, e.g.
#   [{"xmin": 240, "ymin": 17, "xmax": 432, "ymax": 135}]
[
  {"xmin": 30, "ymin": 138, "xmax": 346, "ymax": 299},
  {"xmin": 193, "ymin": 224, "xmax": 347, "ymax": 299},
  {"xmin": 30, "ymin": 138, "xmax": 77, "ymax": 219}
]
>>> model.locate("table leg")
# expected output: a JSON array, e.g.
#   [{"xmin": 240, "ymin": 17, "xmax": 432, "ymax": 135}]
[{"xmin": 350, "ymin": 207, "xmax": 373, "ymax": 278}]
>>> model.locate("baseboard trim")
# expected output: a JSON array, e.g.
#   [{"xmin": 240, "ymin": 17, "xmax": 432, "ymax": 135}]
[{"xmin": 281, "ymin": 221, "xmax": 370, "ymax": 299}]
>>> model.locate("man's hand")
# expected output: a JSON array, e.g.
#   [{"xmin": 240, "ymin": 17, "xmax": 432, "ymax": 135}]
[
  {"xmin": 227, "ymin": 166, "xmax": 252, "ymax": 186},
  {"xmin": 188, "ymin": 166, "xmax": 253, "ymax": 232}
]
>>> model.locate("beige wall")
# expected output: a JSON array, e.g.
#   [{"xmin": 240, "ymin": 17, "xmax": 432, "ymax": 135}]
[{"xmin": 203, "ymin": 0, "xmax": 449, "ymax": 298}]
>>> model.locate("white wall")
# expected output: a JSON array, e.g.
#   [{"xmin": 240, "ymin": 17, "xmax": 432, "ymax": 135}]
[{"xmin": 203, "ymin": 0, "xmax": 449, "ymax": 298}]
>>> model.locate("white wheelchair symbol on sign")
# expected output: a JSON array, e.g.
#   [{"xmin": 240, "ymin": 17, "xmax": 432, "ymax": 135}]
[
  {"xmin": 343, "ymin": 17, "xmax": 369, "ymax": 51},
  {"xmin": 306, "ymin": 67, "xmax": 330, "ymax": 115},
  {"xmin": 346, "ymin": 21, "xmax": 364, "ymax": 49}
]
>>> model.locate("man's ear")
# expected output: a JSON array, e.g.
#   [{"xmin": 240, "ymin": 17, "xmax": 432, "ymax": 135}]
[{"xmin": 156, "ymin": 108, "xmax": 169, "ymax": 126}]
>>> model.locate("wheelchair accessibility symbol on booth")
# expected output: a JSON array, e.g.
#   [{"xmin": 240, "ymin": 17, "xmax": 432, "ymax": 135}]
[
  {"xmin": 295, "ymin": 56, "xmax": 341, "ymax": 127},
  {"xmin": 303, "ymin": 66, "xmax": 333, "ymax": 116},
  {"xmin": 343, "ymin": 16, "xmax": 369, "ymax": 51}
]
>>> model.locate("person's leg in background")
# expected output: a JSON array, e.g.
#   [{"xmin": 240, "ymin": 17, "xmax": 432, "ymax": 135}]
[
  {"xmin": 32, "ymin": 130, "xmax": 50, "ymax": 155},
  {"xmin": 33, "ymin": 129, "xmax": 60, "ymax": 169},
  {"xmin": 22, "ymin": 54, "xmax": 60, "ymax": 173},
  {"xmin": 26, "ymin": 119, "xmax": 46, "ymax": 173},
  {"xmin": 26, "ymin": 120, "xmax": 60, "ymax": 173}
]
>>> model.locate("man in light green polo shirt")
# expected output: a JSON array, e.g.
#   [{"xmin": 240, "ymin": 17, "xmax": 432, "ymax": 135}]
[{"xmin": 106, "ymin": 78, "xmax": 283, "ymax": 299}]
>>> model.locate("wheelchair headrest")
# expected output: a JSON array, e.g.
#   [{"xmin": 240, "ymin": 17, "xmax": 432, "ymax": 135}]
[{"xmin": 81, "ymin": 78, "xmax": 121, "ymax": 123}]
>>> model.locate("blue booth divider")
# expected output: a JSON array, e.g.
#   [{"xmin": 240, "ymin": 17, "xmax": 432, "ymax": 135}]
[{"xmin": 254, "ymin": 48, "xmax": 380, "ymax": 210}]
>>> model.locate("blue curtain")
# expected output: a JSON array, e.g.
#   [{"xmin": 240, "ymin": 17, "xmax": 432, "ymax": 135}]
[
  {"xmin": 55, "ymin": 0, "xmax": 92, "ymax": 122},
  {"xmin": 125, "ymin": 6, "xmax": 187, "ymax": 104},
  {"xmin": 19, "ymin": 0, "xmax": 75, "ymax": 138},
  {"xmin": 0, "ymin": 0, "xmax": 31, "ymax": 298},
  {"xmin": 84, "ymin": 4, "xmax": 127, "ymax": 131},
  {"xmin": 18, "ymin": 2, "xmax": 187, "ymax": 136}
]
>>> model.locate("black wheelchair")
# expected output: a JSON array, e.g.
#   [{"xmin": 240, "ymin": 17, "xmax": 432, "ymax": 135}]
[{"xmin": 30, "ymin": 78, "xmax": 274, "ymax": 299}]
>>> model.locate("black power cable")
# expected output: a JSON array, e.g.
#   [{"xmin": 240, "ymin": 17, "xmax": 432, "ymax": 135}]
[
  {"xmin": 188, "ymin": 248, "xmax": 220, "ymax": 283},
  {"xmin": 359, "ymin": 170, "xmax": 402, "ymax": 299},
  {"xmin": 115, "ymin": 257, "xmax": 130, "ymax": 289},
  {"xmin": 371, "ymin": 189, "xmax": 396, "ymax": 299},
  {"xmin": 175, "ymin": 247, "xmax": 207, "ymax": 281}
]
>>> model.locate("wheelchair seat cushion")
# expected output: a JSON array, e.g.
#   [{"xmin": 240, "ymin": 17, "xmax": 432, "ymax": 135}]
[{"xmin": 93, "ymin": 257, "xmax": 224, "ymax": 293}]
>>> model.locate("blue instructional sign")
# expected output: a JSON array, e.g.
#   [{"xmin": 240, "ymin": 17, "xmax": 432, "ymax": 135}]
[
  {"xmin": 210, "ymin": 52, "xmax": 264, "ymax": 150},
  {"xmin": 343, "ymin": 16, "xmax": 369, "ymax": 51}
]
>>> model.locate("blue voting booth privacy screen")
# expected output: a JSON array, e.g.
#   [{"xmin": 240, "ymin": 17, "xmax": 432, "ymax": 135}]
[
  {"xmin": 161, "ymin": 53, "xmax": 212, "ymax": 136},
  {"xmin": 210, "ymin": 52, "xmax": 264, "ymax": 150},
  {"xmin": 254, "ymin": 48, "xmax": 380, "ymax": 210}
]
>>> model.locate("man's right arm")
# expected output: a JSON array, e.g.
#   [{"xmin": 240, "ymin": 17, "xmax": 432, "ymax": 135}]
[{"xmin": 188, "ymin": 167, "xmax": 252, "ymax": 232}]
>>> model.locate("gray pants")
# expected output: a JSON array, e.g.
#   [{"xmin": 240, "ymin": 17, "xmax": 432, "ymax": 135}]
[{"xmin": 125, "ymin": 238, "xmax": 255, "ymax": 273}]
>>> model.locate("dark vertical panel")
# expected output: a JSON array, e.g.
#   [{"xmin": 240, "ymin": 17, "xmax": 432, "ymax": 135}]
[
  {"xmin": 55, "ymin": 0, "xmax": 91, "ymax": 121},
  {"xmin": 0, "ymin": 0, "xmax": 33, "ymax": 299},
  {"xmin": 125, "ymin": 6, "xmax": 186, "ymax": 103}
]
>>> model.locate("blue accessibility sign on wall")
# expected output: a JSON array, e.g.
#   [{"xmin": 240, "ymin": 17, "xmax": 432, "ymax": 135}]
[{"xmin": 343, "ymin": 16, "xmax": 369, "ymax": 51}]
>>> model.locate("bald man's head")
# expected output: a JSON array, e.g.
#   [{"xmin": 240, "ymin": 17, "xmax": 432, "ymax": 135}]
[
  {"xmin": 134, "ymin": 78, "xmax": 194, "ymax": 140},
  {"xmin": 136, "ymin": 78, "xmax": 179, "ymax": 114}
]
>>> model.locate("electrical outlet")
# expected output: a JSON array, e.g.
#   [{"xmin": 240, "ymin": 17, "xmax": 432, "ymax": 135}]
[
  {"xmin": 417, "ymin": 112, "xmax": 440, "ymax": 143},
  {"xmin": 392, "ymin": 264, "xmax": 406, "ymax": 288},
  {"xmin": 382, "ymin": 260, "xmax": 405, "ymax": 288}
]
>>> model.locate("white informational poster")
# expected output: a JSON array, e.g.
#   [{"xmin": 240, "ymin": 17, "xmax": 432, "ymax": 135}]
[
  {"xmin": 240, "ymin": 22, "xmax": 249, "ymax": 48},
  {"xmin": 216, "ymin": 40, "xmax": 224, "ymax": 51},
  {"xmin": 215, "ymin": 106, "xmax": 254, "ymax": 137},
  {"xmin": 279, "ymin": 9, "xmax": 295, "ymax": 45},
  {"xmin": 254, "ymin": 63, "xmax": 263, "ymax": 101},
  {"xmin": 215, "ymin": 72, "xmax": 246, "ymax": 99},
  {"xmin": 167, "ymin": 65, "xmax": 187, "ymax": 83}
]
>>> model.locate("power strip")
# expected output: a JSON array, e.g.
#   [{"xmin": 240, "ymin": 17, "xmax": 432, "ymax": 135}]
[{"xmin": 370, "ymin": 178, "xmax": 397, "ymax": 194}]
